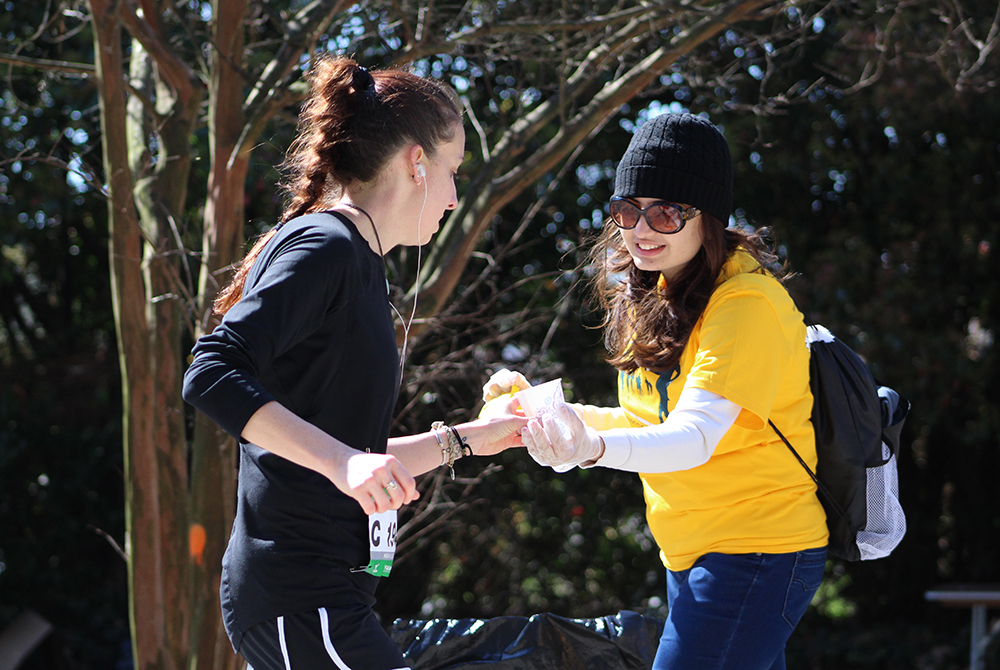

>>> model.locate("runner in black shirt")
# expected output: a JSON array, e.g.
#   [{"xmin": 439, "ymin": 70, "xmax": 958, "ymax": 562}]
[{"xmin": 183, "ymin": 55, "xmax": 525, "ymax": 670}]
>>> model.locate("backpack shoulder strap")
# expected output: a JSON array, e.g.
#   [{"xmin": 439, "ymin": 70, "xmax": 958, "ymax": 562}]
[{"xmin": 768, "ymin": 419, "xmax": 849, "ymax": 524}]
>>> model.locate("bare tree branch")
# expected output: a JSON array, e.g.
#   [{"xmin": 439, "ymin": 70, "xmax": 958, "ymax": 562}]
[
  {"xmin": 951, "ymin": 0, "xmax": 1000, "ymax": 90},
  {"xmin": 0, "ymin": 151, "xmax": 107, "ymax": 198},
  {"xmin": 411, "ymin": 0, "xmax": 781, "ymax": 329},
  {"xmin": 462, "ymin": 95, "xmax": 491, "ymax": 161},
  {"xmin": 118, "ymin": 0, "xmax": 202, "ymax": 104},
  {"xmin": 395, "ymin": 464, "xmax": 504, "ymax": 564},
  {"xmin": 0, "ymin": 53, "xmax": 96, "ymax": 76},
  {"xmin": 88, "ymin": 524, "xmax": 129, "ymax": 562},
  {"xmin": 232, "ymin": 0, "xmax": 354, "ymax": 169}
]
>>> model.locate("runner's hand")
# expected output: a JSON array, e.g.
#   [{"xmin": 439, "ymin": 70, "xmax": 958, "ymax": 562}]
[
  {"xmin": 339, "ymin": 451, "xmax": 418, "ymax": 515},
  {"xmin": 458, "ymin": 415, "xmax": 529, "ymax": 457}
]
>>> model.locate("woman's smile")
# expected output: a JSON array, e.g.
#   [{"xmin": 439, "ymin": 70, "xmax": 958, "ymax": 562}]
[{"xmin": 619, "ymin": 197, "xmax": 704, "ymax": 281}]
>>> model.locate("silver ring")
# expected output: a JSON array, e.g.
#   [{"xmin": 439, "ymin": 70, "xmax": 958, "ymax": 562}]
[{"xmin": 385, "ymin": 480, "xmax": 398, "ymax": 491}]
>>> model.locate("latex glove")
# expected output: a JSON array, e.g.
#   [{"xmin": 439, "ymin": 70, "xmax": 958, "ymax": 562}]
[
  {"xmin": 482, "ymin": 368, "xmax": 532, "ymax": 402},
  {"xmin": 523, "ymin": 403, "xmax": 604, "ymax": 472}
]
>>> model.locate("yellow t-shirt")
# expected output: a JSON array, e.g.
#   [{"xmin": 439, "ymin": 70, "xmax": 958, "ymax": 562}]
[{"xmin": 618, "ymin": 250, "xmax": 828, "ymax": 570}]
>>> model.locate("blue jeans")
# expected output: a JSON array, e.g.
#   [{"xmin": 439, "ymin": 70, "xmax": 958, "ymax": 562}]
[{"xmin": 652, "ymin": 548, "xmax": 827, "ymax": 670}]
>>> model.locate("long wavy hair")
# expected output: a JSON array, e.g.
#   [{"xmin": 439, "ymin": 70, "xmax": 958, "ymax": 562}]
[
  {"xmin": 214, "ymin": 55, "xmax": 462, "ymax": 315},
  {"xmin": 587, "ymin": 215, "xmax": 784, "ymax": 373}
]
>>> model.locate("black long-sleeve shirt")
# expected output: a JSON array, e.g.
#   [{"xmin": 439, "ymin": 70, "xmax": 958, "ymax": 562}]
[{"xmin": 182, "ymin": 211, "xmax": 400, "ymax": 650}]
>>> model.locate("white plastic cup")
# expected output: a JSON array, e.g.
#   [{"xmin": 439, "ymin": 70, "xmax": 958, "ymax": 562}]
[{"xmin": 515, "ymin": 379, "xmax": 565, "ymax": 418}]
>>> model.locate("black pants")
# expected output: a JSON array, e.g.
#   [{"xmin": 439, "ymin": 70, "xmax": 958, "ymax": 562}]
[{"xmin": 239, "ymin": 606, "xmax": 409, "ymax": 670}]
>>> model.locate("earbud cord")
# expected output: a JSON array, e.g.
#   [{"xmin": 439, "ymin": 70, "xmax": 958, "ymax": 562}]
[
  {"xmin": 401, "ymin": 173, "xmax": 428, "ymax": 373},
  {"xmin": 336, "ymin": 172, "xmax": 426, "ymax": 376}
]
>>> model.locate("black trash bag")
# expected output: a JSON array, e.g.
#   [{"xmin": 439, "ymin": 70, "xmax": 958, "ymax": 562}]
[{"xmin": 390, "ymin": 610, "xmax": 664, "ymax": 670}]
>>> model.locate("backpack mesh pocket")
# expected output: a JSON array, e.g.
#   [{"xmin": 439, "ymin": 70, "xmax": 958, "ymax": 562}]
[{"xmin": 857, "ymin": 442, "xmax": 907, "ymax": 560}]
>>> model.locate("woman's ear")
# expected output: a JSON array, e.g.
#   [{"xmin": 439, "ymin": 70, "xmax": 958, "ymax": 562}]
[{"xmin": 407, "ymin": 144, "xmax": 426, "ymax": 182}]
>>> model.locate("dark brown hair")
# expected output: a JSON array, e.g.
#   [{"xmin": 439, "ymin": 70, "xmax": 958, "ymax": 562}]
[
  {"xmin": 214, "ymin": 55, "xmax": 463, "ymax": 315},
  {"xmin": 587, "ymin": 216, "xmax": 783, "ymax": 373}
]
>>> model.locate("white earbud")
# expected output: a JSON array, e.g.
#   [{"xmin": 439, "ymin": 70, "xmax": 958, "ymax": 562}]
[{"xmin": 415, "ymin": 164, "xmax": 426, "ymax": 179}]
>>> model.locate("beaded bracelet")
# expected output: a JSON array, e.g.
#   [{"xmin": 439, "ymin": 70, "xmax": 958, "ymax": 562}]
[
  {"xmin": 432, "ymin": 425, "xmax": 447, "ymax": 466},
  {"xmin": 431, "ymin": 421, "xmax": 472, "ymax": 479},
  {"xmin": 449, "ymin": 425, "xmax": 473, "ymax": 458}
]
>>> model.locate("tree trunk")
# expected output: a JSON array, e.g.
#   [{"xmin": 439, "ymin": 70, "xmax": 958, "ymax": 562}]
[
  {"xmin": 87, "ymin": 0, "xmax": 162, "ymax": 666},
  {"xmin": 187, "ymin": 1, "xmax": 250, "ymax": 668},
  {"xmin": 90, "ymin": 0, "xmax": 204, "ymax": 666}
]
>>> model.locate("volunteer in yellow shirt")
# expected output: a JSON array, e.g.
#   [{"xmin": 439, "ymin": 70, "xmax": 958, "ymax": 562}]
[{"xmin": 485, "ymin": 113, "xmax": 827, "ymax": 670}]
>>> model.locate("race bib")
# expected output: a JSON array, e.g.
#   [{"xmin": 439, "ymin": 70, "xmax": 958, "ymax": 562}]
[{"xmin": 363, "ymin": 510, "xmax": 397, "ymax": 577}]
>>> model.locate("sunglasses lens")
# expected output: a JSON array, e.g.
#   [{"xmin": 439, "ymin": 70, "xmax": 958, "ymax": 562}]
[
  {"xmin": 646, "ymin": 205, "xmax": 682, "ymax": 233},
  {"xmin": 609, "ymin": 200, "xmax": 639, "ymax": 228}
]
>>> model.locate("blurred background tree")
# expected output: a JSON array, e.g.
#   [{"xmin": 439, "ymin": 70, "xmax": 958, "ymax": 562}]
[{"xmin": 1, "ymin": 0, "xmax": 998, "ymax": 668}]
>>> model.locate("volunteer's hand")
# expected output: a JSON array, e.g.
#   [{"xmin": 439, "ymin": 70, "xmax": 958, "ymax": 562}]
[
  {"xmin": 482, "ymin": 368, "xmax": 531, "ymax": 402},
  {"xmin": 523, "ymin": 403, "xmax": 604, "ymax": 472},
  {"xmin": 339, "ymin": 450, "xmax": 419, "ymax": 515}
]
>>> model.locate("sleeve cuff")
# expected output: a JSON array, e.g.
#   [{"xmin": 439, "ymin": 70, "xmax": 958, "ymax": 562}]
[{"xmin": 581, "ymin": 429, "xmax": 633, "ymax": 469}]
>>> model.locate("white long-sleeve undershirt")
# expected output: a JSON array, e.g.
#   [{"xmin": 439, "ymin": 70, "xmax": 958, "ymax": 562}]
[{"xmin": 573, "ymin": 388, "xmax": 742, "ymax": 473}]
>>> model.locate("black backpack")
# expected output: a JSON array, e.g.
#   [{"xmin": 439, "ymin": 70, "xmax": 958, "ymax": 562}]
[{"xmin": 770, "ymin": 325, "xmax": 909, "ymax": 562}]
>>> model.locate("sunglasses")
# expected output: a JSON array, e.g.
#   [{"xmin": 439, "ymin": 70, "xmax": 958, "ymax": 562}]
[{"xmin": 608, "ymin": 197, "xmax": 701, "ymax": 235}]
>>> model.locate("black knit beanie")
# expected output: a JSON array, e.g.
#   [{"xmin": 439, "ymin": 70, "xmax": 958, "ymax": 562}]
[{"xmin": 613, "ymin": 113, "xmax": 733, "ymax": 223}]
